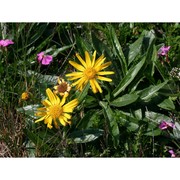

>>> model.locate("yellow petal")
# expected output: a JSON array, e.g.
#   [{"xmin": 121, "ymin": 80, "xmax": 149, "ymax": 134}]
[
  {"xmin": 85, "ymin": 51, "xmax": 92, "ymax": 67},
  {"xmin": 92, "ymin": 79, "xmax": 102, "ymax": 93},
  {"xmin": 44, "ymin": 115, "xmax": 52, "ymax": 125},
  {"xmin": 71, "ymin": 77, "xmax": 85, "ymax": 87},
  {"xmin": 76, "ymin": 53, "xmax": 87, "ymax": 68},
  {"xmin": 91, "ymin": 51, "xmax": 96, "ymax": 67},
  {"xmin": 69, "ymin": 61, "xmax": 85, "ymax": 71},
  {"xmin": 97, "ymin": 76, "xmax": 112, "ymax": 82},
  {"xmin": 57, "ymin": 78, "xmax": 64, "ymax": 84},
  {"xmin": 35, "ymin": 115, "xmax": 46, "ymax": 123},
  {"xmin": 66, "ymin": 72, "xmax": 83, "ymax": 80},
  {"xmin": 96, "ymin": 62, "xmax": 112, "ymax": 71},
  {"xmin": 76, "ymin": 77, "xmax": 87, "ymax": 89},
  {"xmin": 66, "ymin": 72, "xmax": 83, "ymax": 77},
  {"xmin": 47, "ymin": 123, "xmax": 53, "ymax": 129},
  {"xmin": 97, "ymin": 71, "xmax": 114, "ymax": 75},
  {"xmin": 63, "ymin": 99, "xmax": 78, "ymax": 113},
  {"xmin": 53, "ymin": 120, "xmax": 59, "ymax": 129},
  {"xmin": 94, "ymin": 55, "xmax": 105, "ymax": 67},
  {"xmin": 63, "ymin": 113, "xmax": 71, "ymax": 119},
  {"xmin": 35, "ymin": 111, "xmax": 47, "ymax": 117},
  {"xmin": 42, "ymin": 99, "xmax": 51, "ymax": 107},
  {"xmin": 59, "ymin": 117, "xmax": 67, "ymax": 126},
  {"xmin": 89, "ymin": 79, "xmax": 98, "ymax": 93},
  {"xmin": 46, "ymin": 88, "xmax": 57, "ymax": 105},
  {"xmin": 60, "ymin": 95, "xmax": 66, "ymax": 106}
]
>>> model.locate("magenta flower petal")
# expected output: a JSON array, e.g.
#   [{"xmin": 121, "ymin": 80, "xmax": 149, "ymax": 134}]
[
  {"xmin": 159, "ymin": 120, "xmax": 175, "ymax": 130},
  {"xmin": 158, "ymin": 46, "xmax": 171, "ymax": 56},
  {"xmin": 37, "ymin": 52, "xmax": 44, "ymax": 61},
  {"xmin": 168, "ymin": 150, "xmax": 176, "ymax": 157},
  {"xmin": 159, "ymin": 121, "xmax": 168, "ymax": 130},
  {"xmin": 0, "ymin": 39, "xmax": 14, "ymax": 47},
  {"xmin": 41, "ymin": 55, "xmax": 53, "ymax": 65}
]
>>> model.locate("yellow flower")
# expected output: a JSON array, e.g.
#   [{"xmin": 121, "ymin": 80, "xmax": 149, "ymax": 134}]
[
  {"xmin": 21, "ymin": 92, "xmax": 29, "ymax": 100},
  {"xmin": 66, "ymin": 51, "xmax": 114, "ymax": 93},
  {"xmin": 35, "ymin": 88, "xmax": 78, "ymax": 129},
  {"xmin": 53, "ymin": 77, "xmax": 71, "ymax": 97}
]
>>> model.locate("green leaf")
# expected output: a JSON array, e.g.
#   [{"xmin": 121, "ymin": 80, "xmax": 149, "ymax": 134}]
[
  {"xmin": 110, "ymin": 94, "xmax": 139, "ymax": 107},
  {"xmin": 27, "ymin": 70, "xmax": 58, "ymax": 85},
  {"xmin": 68, "ymin": 129, "xmax": 104, "ymax": 143},
  {"xmin": 114, "ymin": 110, "xmax": 139, "ymax": 132},
  {"xmin": 113, "ymin": 56, "xmax": 145, "ymax": 97},
  {"xmin": 51, "ymin": 44, "xmax": 75, "ymax": 57},
  {"xmin": 17, "ymin": 104, "xmax": 40, "ymax": 119},
  {"xmin": 173, "ymin": 122, "xmax": 180, "ymax": 139},
  {"xmin": 157, "ymin": 97, "xmax": 175, "ymax": 110},
  {"xmin": 76, "ymin": 83, "xmax": 90, "ymax": 103},
  {"xmin": 138, "ymin": 80, "xmax": 168, "ymax": 102},
  {"xmin": 143, "ymin": 110, "xmax": 171, "ymax": 136},
  {"xmin": 144, "ymin": 111, "xmax": 172, "ymax": 124},
  {"xmin": 107, "ymin": 24, "xmax": 127, "ymax": 76},
  {"xmin": 24, "ymin": 129, "xmax": 51, "ymax": 155},
  {"xmin": 100, "ymin": 101, "xmax": 119, "ymax": 148},
  {"xmin": 127, "ymin": 35, "xmax": 143, "ymax": 65},
  {"xmin": 91, "ymin": 32, "xmax": 112, "ymax": 56},
  {"xmin": 77, "ymin": 110, "xmax": 101, "ymax": 129}
]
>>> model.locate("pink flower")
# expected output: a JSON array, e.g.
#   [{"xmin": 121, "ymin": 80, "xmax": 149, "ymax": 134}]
[
  {"xmin": 0, "ymin": 39, "xmax": 14, "ymax": 47},
  {"xmin": 37, "ymin": 52, "xmax": 53, "ymax": 65},
  {"xmin": 168, "ymin": 150, "xmax": 176, "ymax": 157},
  {"xmin": 159, "ymin": 120, "xmax": 175, "ymax": 130},
  {"xmin": 158, "ymin": 46, "xmax": 170, "ymax": 56}
]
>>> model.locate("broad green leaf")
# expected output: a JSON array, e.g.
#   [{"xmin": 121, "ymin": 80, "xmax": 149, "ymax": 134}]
[
  {"xmin": 68, "ymin": 129, "xmax": 104, "ymax": 143},
  {"xmin": 157, "ymin": 97, "xmax": 175, "ymax": 110},
  {"xmin": 107, "ymin": 25, "xmax": 127, "ymax": 76},
  {"xmin": 27, "ymin": 70, "xmax": 58, "ymax": 85},
  {"xmin": 127, "ymin": 35, "xmax": 143, "ymax": 65},
  {"xmin": 143, "ymin": 110, "xmax": 163, "ymax": 136},
  {"xmin": 100, "ymin": 101, "xmax": 119, "ymax": 148},
  {"xmin": 113, "ymin": 56, "xmax": 145, "ymax": 97},
  {"xmin": 110, "ymin": 94, "xmax": 139, "ymax": 107},
  {"xmin": 17, "ymin": 104, "xmax": 40, "ymax": 119},
  {"xmin": 144, "ymin": 111, "xmax": 171, "ymax": 124},
  {"xmin": 144, "ymin": 128, "xmax": 161, "ymax": 136},
  {"xmin": 114, "ymin": 110, "xmax": 139, "ymax": 132},
  {"xmin": 138, "ymin": 80, "xmax": 168, "ymax": 102}
]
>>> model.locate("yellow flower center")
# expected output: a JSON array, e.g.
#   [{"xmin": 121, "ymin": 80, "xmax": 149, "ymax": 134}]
[
  {"xmin": 48, "ymin": 105, "xmax": 63, "ymax": 119},
  {"xmin": 84, "ymin": 68, "xmax": 96, "ymax": 79},
  {"xmin": 58, "ymin": 83, "xmax": 68, "ymax": 93}
]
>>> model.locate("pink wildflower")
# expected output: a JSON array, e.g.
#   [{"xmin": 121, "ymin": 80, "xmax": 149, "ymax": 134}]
[
  {"xmin": 159, "ymin": 120, "xmax": 175, "ymax": 130},
  {"xmin": 158, "ymin": 46, "xmax": 170, "ymax": 56},
  {"xmin": 0, "ymin": 39, "xmax": 14, "ymax": 47},
  {"xmin": 37, "ymin": 52, "xmax": 53, "ymax": 65},
  {"xmin": 168, "ymin": 150, "xmax": 176, "ymax": 157}
]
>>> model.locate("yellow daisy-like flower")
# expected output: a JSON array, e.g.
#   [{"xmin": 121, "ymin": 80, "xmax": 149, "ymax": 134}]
[
  {"xmin": 21, "ymin": 92, "xmax": 29, "ymax": 100},
  {"xmin": 53, "ymin": 77, "xmax": 71, "ymax": 97},
  {"xmin": 35, "ymin": 88, "xmax": 78, "ymax": 129},
  {"xmin": 66, "ymin": 51, "xmax": 114, "ymax": 93}
]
